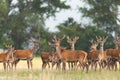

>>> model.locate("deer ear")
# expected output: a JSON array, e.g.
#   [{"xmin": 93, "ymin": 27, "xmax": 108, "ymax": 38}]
[
  {"xmin": 48, "ymin": 42, "xmax": 52, "ymax": 45},
  {"xmin": 67, "ymin": 36, "xmax": 70, "ymax": 40}
]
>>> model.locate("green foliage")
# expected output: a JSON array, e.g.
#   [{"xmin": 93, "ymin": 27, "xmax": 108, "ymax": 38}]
[
  {"xmin": 80, "ymin": 0, "xmax": 120, "ymax": 35},
  {"xmin": 0, "ymin": 0, "xmax": 70, "ymax": 51},
  {"xmin": 0, "ymin": 0, "xmax": 120, "ymax": 53},
  {"xmin": 56, "ymin": 17, "xmax": 115, "ymax": 52}
]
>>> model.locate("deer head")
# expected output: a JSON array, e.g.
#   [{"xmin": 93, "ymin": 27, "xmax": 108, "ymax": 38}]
[
  {"xmin": 67, "ymin": 36, "xmax": 79, "ymax": 50},
  {"xmin": 52, "ymin": 35, "xmax": 65, "ymax": 47},
  {"xmin": 31, "ymin": 39, "xmax": 39, "ymax": 53},
  {"xmin": 99, "ymin": 36, "xmax": 108, "ymax": 47},
  {"xmin": 89, "ymin": 36, "xmax": 100, "ymax": 51},
  {"xmin": 5, "ymin": 45, "xmax": 15, "ymax": 61},
  {"xmin": 114, "ymin": 37, "xmax": 120, "ymax": 49}
]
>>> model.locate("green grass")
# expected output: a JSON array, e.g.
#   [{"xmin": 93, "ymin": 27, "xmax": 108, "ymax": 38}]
[{"xmin": 0, "ymin": 57, "xmax": 120, "ymax": 80}]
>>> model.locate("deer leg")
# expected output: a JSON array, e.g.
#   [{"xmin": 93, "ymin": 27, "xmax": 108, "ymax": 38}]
[
  {"xmin": 86, "ymin": 63, "xmax": 89, "ymax": 73},
  {"xmin": 56, "ymin": 61, "xmax": 61, "ymax": 70},
  {"xmin": 52, "ymin": 62, "xmax": 55, "ymax": 69},
  {"xmin": 115, "ymin": 62, "xmax": 117, "ymax": 71},
  {"xmin": 71, "ymin": 62, "xmax": 74, "ymax": 70},
  {"xmin": 94, "ymin": 62, "xmax": 97, "ymax": 71},
  {"xmin": 13, "ymin": 59, "xmax": 20, "ymax": 70},
  {"xmin": 3, "ymin": 62, "xmax": 6, "ymax": 71},
  {"xmin": 62, "ymin": 61, "xmax": 66, "ymax": 71},
  {"xmin": 119, "ymin": 61, "xmax": 120, "ymax": 70},
  {"xmin": 7, "ymin": 62, "xmax": 11, "ymax": 71},
  {"xmin": 68, "ymin": 62, "xmax": 70, "ymax": 70},
  {"xmin": 27, "ymin": 60, "xmax": 30, "ymax": 70},
  {"xmin": 42, "ymin": 62, "xmax": 46, "ymax": 70},
  {"xmin": 47, "ymin": 62, "xmax": 50, "ymax": 68},
  {"xmin": 30, "ymin": 60, "xmax": 33, "ymax": 70}
]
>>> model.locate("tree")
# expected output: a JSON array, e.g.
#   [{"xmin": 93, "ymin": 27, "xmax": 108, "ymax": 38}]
[
  {"xmin": 0, "ymin": 0, "xmax": 70, "ymax": 50},
  {"xmin": 80, "ymin": 0, "xmax": 120, "ymax": 37},
  {"xmin": 56, "ymin": 17, "xmax": 112, "ymax": 52}
]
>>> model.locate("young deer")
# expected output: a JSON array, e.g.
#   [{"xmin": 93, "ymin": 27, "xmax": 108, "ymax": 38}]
[
  {"xmin": 0, "ymin": 45, "xmax": 14, "ymax": 71},
  {"xmin": 12, "ymin": 40, "xmax": 39, "ymax": 70}
]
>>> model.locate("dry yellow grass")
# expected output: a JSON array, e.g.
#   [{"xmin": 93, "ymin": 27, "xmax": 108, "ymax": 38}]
[
  {"xmin": 0, "ymin": 57, "xmax": 42, "ymax": 70},
  {"xmin": 0, "ymin": 57, "xmax": 120, "ymax": 80}
]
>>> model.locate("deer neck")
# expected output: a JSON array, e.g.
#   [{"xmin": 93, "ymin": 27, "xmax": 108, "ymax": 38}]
[
  {"xmin": 90, "ymin": 45, "xmax": 97, "ymax": 52},
  {"xmin": 6, "ymin": 49, "xmax": 13, "ymax": 61},
  {"xmin": 115, "ymin": 44, "xmax": 119, "ymax": 49},
  {"xmin": 99, "ymin": 44, "xmax": 104, "ymax": 60},
  {"xmin": 32, "ymin": 45, "xmax": 39, "ymax": 54},
  {"xmin": 55, "ymin": 46, "xmax": 62, "ymax": 59},
  {"xmin": 71, "ymin": 43, "xmax": 75, "ymax": 50}
]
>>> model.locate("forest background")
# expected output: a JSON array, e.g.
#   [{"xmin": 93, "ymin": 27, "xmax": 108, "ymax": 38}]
[{"xmin": 0, "ymin": 0, "xmax": 120, "ymax": 55}]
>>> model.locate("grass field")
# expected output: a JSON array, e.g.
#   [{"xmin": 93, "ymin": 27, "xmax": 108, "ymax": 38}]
[{"xmin": 0, "ymin": 57, "xmax": 120, "ymax": 80}]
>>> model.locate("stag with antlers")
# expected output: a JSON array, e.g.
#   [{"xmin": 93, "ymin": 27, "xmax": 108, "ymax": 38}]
[
  {"xmin": 87, "ymin": 37, "xmax": 100, "ymax": 71},
  {"xmin": 87, "ymin": 36, "xmax": 107, "ymax": 71},
  {"xmin": 66, "ymin": 36, "xmax": 79, "ymax": 69},
  {"xmin": 51, "ymin": 35, "xmax": 88, "ymax": 72},
  {"xmin": 105, "ymin": 37, "xmax": 120, "ymax": 70}
]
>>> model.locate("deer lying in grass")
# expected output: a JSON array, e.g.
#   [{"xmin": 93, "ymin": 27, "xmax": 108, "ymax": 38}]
[
  {"xmin": 0, "ymin": 45, "xmax": 14, "ymax": 71},
  {"xmin": 66, "ymin": 36, "xmax": 79, "ymax": 69},
  {"xmin": 52, "ymin": 35, "xmax": 88, "ymax": 72},
  {"xmin": 12, "ymin": 40, "xmax": 39, "ymax": 70}
]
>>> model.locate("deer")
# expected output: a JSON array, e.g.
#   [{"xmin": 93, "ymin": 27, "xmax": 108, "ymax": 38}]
[
  {"xmin": 105, "ymin": 37, "xmax": 120, "ymax": 70},
  {"xmin": 40, "ymin": 40, "xmax": 61, "ymax": 70},
  {"xmin": 66, "ymin": 36, "xmax": 79, "ymax": 70},
  {"xmin": 40, "ymin": 52, "xmax": 52, "ymax": 70},
  {"xmin": 0, "ymin": 45, "xmax": 14, "ymax": 71},
  {"xmin": 98, "ymin": 36, "xmax": 108, "ymax": 71},
  {"xmin": 52, "ymin": 35, "xmax": 88, "ymax": 72},
  {"xmin": 87, "ymin": 36, "xmax": 107, "ymax": 71},
  {"xmin": 12, "ymin": 40, "xmax": 39, "ymax": 70},
  {"xmin": 87, "ymin": 38, "xmax": 100, "ymax": 71}
]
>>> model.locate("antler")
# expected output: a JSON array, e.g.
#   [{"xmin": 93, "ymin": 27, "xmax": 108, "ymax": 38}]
[
  {"xmin": 52, "ymin": 35, "xmax": 58, "ymax": 42},
  {"xmin": 67, "ymin": 36, "xmax": 72, "ymax": 43},
  {"xmin": 60, "ymin": 35, "xmax": 66, "ymax": 41},
  {"xmin": 114, "ymin": 36, "xmax": 120, "ymax": 44},
  {"xmin": 73, "ymin": 36, "xmax": 79, "ymax": 42}
]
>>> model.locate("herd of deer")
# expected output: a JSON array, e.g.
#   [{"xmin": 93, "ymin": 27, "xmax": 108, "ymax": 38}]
[
  {"xmin": 41, "ymin": 35, "xmax": 120, "ymax": 73},
  {"xmin": 0, "ymin": 35, "xmax": 120, "ymax": 73},
  {"xmin": 0, "ymin": 40, "xmax": 39, "ymax": 71}
]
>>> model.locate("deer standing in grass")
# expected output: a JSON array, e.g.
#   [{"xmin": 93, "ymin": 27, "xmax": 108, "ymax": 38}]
[
  {"xmin": 0, "ymin": 45, "xmax": 14, "ymax": 71},
  {"xmin": 40, "ymin": 52, "xmax": 53, "ymax": 70},
  {"xmin": 12, "ymin": 40, "xmax": 39, "ymax": 70},
  {"xmin": 98, "ymin": 36, "xmax": 108, "ymax": 71},
  {"xmin": 67, "ymin": 36, "xmax": 79, "ymax": 69},
  {"xmin": 87, "ymin": 38, "xmax": 100, "ymax": 71},
  {"xmin": 106, "ymin": 37, "xmax": 120, "ymax": 70},
  {"xmin": 40, "ymin": 40, "xmax": 61, "ymax": 70},
  {"xmin": 87, "ymin": 36, "xmax": 107, "ymax": 71},
  {"xmin": 52, "ymin": 35, "xmax": 88, "ymax": 72}
]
